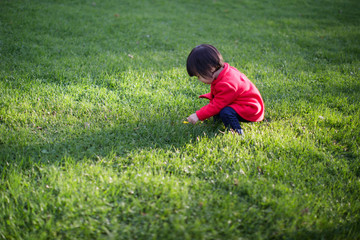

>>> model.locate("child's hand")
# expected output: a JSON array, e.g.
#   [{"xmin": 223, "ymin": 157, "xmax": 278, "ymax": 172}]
[{"xmin": 187, "ymin": 113, "xmax": 199, "ymax": 124}]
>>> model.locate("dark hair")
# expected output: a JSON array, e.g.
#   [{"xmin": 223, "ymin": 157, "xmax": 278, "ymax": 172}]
[{"xmin": 186, "ymin": 44, "xmax": 224, "ymax": 78}]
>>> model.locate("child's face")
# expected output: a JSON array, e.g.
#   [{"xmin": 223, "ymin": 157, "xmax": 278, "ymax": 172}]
[
  {"xmin": 196, "ymin": 74, "xmax": 214, "ymax": 84},
  {"xmin": 196, "ymin": 67, "xmax": 223, "ymax": 84}
]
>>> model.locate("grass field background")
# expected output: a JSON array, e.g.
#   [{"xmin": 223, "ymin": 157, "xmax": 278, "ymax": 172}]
[{"xmin": 1, "ymin": 0, "xmax": 360, "ymax": 239}]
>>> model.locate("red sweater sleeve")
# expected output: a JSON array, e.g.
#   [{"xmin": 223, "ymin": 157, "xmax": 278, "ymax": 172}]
[
  {"xmin": 196, "ymin": 82, "xmax": 243, "ymax": 120},
  {"xmin": 199, "ymin": 92, "xmax": 213, "ymax": 100}
]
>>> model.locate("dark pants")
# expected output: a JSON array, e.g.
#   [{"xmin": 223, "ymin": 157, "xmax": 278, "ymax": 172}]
[{"xmin": 215, "ymin": 106, "xmax": 249, "ymax": 134}]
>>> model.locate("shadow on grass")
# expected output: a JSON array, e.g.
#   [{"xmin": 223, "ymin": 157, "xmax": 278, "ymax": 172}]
[
  {"xmin": 289, "ymin": 221, "xmax": 360, "ymax": 240},
  {"xmin": 0, "ymin": 118, "xmax": 223, "ymax": 170}
]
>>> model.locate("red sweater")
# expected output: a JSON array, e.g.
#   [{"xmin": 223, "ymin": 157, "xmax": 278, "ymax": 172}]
[{"xmin": 196, "ymin": 63, "xmax": 264, "ymax": 122}]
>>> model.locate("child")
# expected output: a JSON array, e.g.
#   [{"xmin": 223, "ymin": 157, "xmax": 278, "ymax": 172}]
[{"xmin": 186, "ymin": 44, "xmax": 264, "ymax": 135}]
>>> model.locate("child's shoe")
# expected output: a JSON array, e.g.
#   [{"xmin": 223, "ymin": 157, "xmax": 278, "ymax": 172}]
[{"xmin": 236, "ymin": 129, "xmax": 244, "ymax": 135}]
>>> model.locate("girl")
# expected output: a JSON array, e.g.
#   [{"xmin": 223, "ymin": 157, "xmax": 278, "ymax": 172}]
[{"xmin": 186, "ymin": 44, "xmax": 264, "ymax": 135}]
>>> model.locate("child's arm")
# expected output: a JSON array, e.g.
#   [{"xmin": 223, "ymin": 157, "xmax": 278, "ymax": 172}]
[
  {"xmin": 187, "ymin": 93, "xmax": 211, "ymax": 124},
  {"xmin": 196, "ymin": 82, "xmax": 239, "ymax": 121}
]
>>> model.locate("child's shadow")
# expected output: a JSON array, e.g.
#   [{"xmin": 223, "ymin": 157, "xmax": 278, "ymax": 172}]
[{"xmin": 0, "ymin": 118, "xmax": 222, "ymax": 168}]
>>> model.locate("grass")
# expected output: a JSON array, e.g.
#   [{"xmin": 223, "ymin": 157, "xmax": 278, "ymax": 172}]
[{"xmin": 1, "ymin": 0, "xmax": 360, "ymax": 239}]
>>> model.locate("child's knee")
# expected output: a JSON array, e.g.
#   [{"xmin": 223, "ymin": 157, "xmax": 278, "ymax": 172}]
[{"xmin": 219, "ymin": 107, "xmax": 234, "ymax": 119}]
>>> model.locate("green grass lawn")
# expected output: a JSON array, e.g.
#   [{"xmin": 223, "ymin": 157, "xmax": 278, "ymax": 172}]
[{"xmin": 1, "ymin": 0, "xmax": 360, "ymax": 239}]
